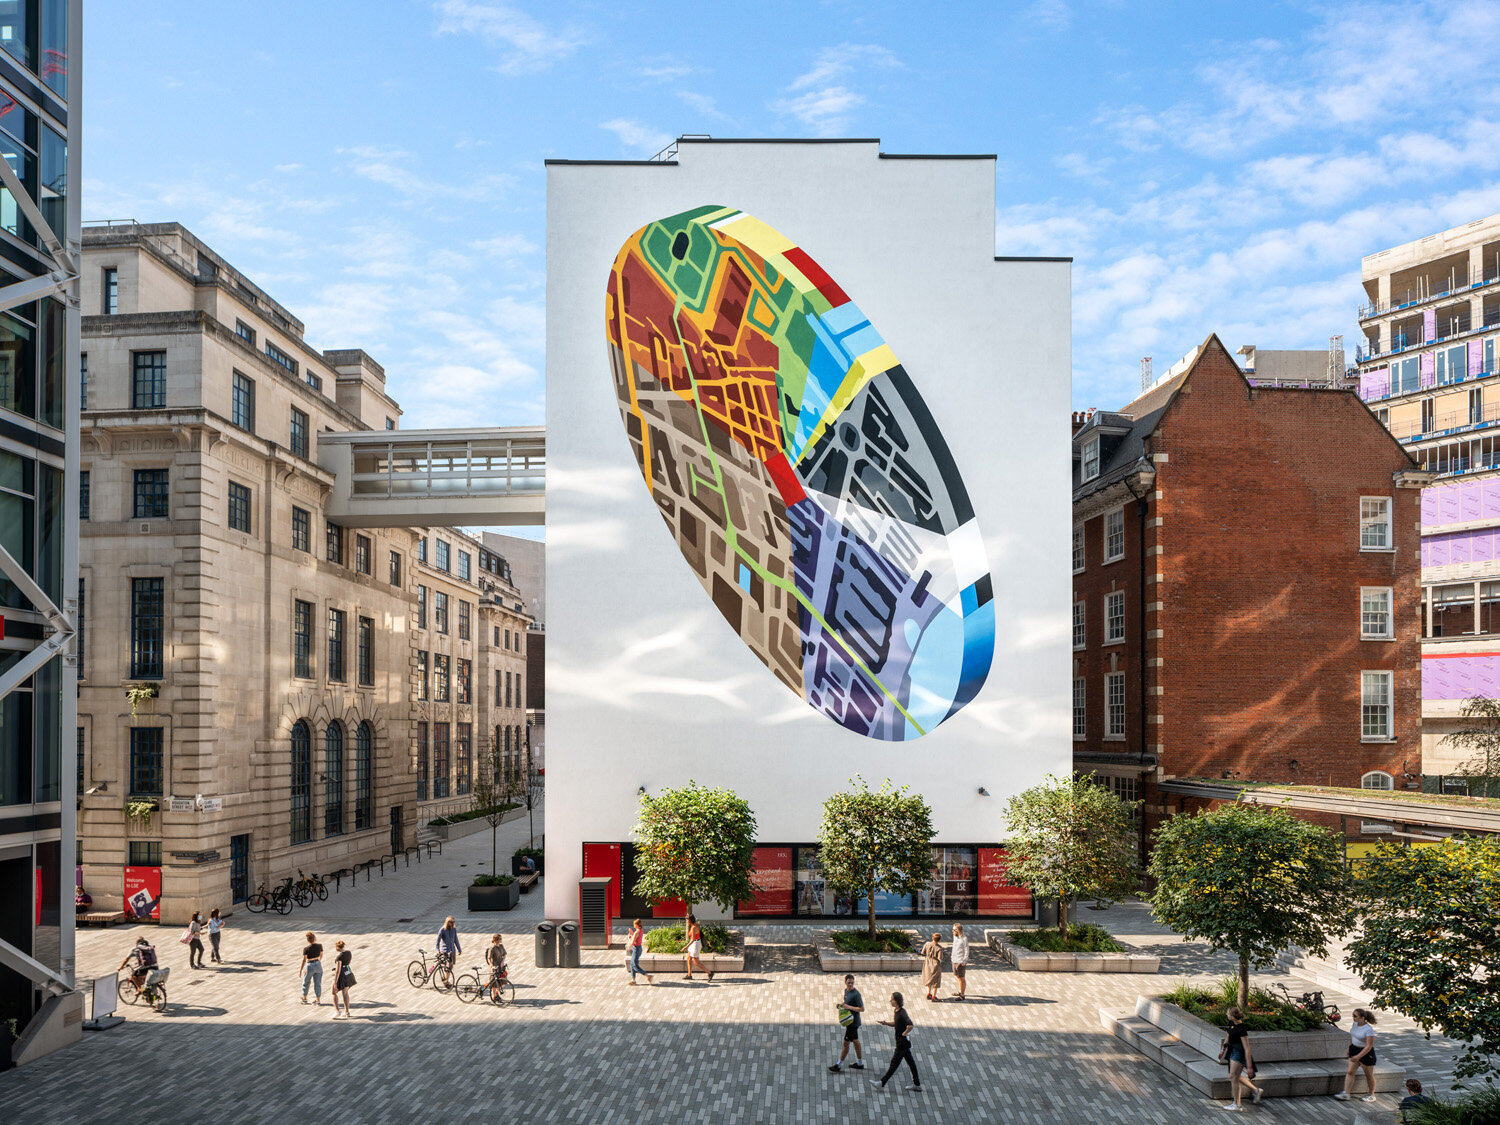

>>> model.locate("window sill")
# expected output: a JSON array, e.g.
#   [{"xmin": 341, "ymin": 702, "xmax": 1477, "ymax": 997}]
[
  {"xmin": 1104, "ymin": 638, "xmax": 1126, "ymax": 646},
  {"xmin": 1360, "ymin": 737, "xmax": 1397, "ymax": 744},
  {"xmin": 1358, "ymin": 547, "xmax": 1396, "ymax": 553},
  {"xmin": 1103, "ymin": 735, "xmax": 1126, "ymax": 742},
  {"xmin": 1360, "ymin": 635, "xmax": 1396, "ymax": 641},
  {"xmin": 1103, "ymin": 554, "xmax": 1126, "ymax": 566}
]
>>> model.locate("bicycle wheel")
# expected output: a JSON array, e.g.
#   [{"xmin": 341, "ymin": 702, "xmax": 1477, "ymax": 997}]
[
  {"xmin": 150, "ymin": 985, "xmax": 167, "ymax": 1012},
  {"xmin": 406, "ymin": 960, "xmax": 428, "ymax": 989},
  {"xmin": 491, "ymin": 979, "xmax": 515, "ymax": 1007},
  {"xmin": 117, "ymin": 978, "xmax": 140, "ymax": 1006},
  {"xmin": 246, "ymin": 893, "xmax": 268, "ymax": 914},
  {"xmin": 454, "ymin": 973, "xmax": 481, "ymax": 1003},
  {"xmin": 293, "ymin": 886, "xmax": 313, "ymax": 909},
  {"xmin": 432, "ymin": 963, "xmax": 455, "ymax": 993},
  {"xmin": 274, "ymin": 893, "xmax": 294, "ymax": 915},
  {"xmin": 313, "ymin": 882, "xmax": 328, "ymax": 902}
]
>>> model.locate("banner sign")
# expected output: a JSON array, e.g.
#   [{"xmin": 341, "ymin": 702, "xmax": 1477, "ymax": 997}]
[
  {"xmin": 123, "ymin": 866, "xmax": 161, "ymax": 920},
  {"xmin": 977, "ymin": 847, "xmax": 1032, "ymax": 916}
]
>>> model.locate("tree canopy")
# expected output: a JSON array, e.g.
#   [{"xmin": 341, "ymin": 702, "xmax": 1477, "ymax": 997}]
[
  {"xmin": 1345, "ymin": 835, "xmax": 1500, "ymax": 1082},
  {"xmin": 631, "ymin": 781, "xmax": 758, "ymax": 913},
  {"xmin": 1442, "ymin": 696, "xmax": 1500, "ymax": 792},
  {"xmin": 1148, "ymin": 803, "xmax": 1350, "ymax": 1008},
  {"xmin": 817, "ymin": 777, "xmax": 936, "ymax": 939},
  {"xmin": 1003, "ymin": 773, "xmax": 1139, "ymax": 936}
]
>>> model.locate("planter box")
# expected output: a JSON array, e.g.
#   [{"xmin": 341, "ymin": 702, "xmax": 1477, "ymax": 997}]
[
  {"xmin": 428, "ymin": 806, "xmax": 524, "ymax": 842},
  {"xmin": 1134, "ymin": 996, "xmax": 1346, "ymax": 1062},
  {"xmin": 511, "ymin": 853, "xmax": 545, "ymax": 877},
  {"xmin": 815, "ymin": 928, "xmax": 924, "ymax": 973},
  {"xmin": 987, "ymin": 929, "xmax": 1160, "ymax": 973},
  {"xmin": 635, "ymin": 929, "xmax": 746, "ymax": 973},
  {"xmin": 467, "ymin": 881, "xmax": 520, "ymax": 911}
]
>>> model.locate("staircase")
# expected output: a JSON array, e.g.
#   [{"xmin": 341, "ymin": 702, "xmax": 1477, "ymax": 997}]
[{"xmin": 1276, "ymin": 941, "xmax": 1375, "ymax": 1006}]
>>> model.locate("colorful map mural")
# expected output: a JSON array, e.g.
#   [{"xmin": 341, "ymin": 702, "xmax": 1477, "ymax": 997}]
[{"xmin": 604, "ymin": 206, "xmax": 994, "ymax": 740}]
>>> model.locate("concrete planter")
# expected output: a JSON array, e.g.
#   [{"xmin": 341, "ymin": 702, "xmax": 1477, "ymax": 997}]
[
  {"xmin": 988, "ymin": 929, "xmax": 1160, "ymax": 973},
  {"xmin": 428, "ymin": 806, "xmax": 524, "ymax": 842},
  {"xmin": 1135, "ymin": 996, "xmax": 1346, "ymax": 1061},
  {"xmin": 635, "ymin": 930, "xmax": 746, "ymax": 973},
  {"xmin": 467, "ymin": 881, "xmax": 520, "ymax": 911},
  {"xmin": 511, "ymin": 853, "xmax": 545, "ymax": 876},
  {"xmin": 815, "ymin": 928, "xmax": 924, "ymax": 973}
]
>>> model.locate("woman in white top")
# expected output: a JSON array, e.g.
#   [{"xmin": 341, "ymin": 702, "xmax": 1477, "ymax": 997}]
[
  {"xmin": 950, "ymin": 923, "xmax": 970, "ymax": 1001},
  {"xmin": 1334, "ymin": 1008, "xmax": 1378, "ymax": 1102},
  {"xmin": 207, "ymin": 907, "xmax": 224, "ymax": 964}
]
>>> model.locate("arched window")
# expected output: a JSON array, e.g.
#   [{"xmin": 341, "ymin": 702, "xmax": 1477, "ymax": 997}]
[
  {"xmin": 290, "ymin": 720, "xmax": 311, "ymax": 844},
  {"xmin": 325, "ymin": 721, "xmax": 344, "ymax": 837},
  {"xmin": 1361, "ymin": 771, "xmax": 1394, "ymax": 790},
  {"xmin": 514, "ymin": 725, "xmax": 523, "ymax": 774},
  {"xmin": 354, "ymin": 722, "xmax": 373, "ymax": 831},
  {"xmin": 502, "ymin": 725, "xmax": 511, "ymax": 780}
]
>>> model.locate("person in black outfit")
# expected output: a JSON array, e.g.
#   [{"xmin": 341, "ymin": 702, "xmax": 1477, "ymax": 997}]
[
  {"xmin": 1220, "ymin": 1006, "xmax": 1261, "ymax": 1110},
  {"xmin": 870, "ymin": 992, "xmax": 921, "ymax": 1092}
]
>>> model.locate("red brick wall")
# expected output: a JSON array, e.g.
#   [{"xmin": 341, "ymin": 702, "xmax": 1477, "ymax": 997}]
[{"xmin": 1073, "ymin": 495, "xmax": 1148, "ymax": 757}]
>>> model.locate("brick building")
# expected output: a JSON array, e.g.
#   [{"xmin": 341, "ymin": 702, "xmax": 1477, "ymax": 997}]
[{"xmin": 1072, "ymin": 336, "xmax": 1425, "ymax": 838}]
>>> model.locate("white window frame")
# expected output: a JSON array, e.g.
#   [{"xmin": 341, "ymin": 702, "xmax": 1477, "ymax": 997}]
[
  {"xmin": 1072, "ymin": 677, "xmax": 1085, "ymax": 739},
  {"xmin": 1360, "ymin": 587, "xmax": 1393, "ymax": 640},
  {"xmin": 1360, "ymin": 670, "xmax": 1393, "ymax": 741},
  {"xmin": 1359, "ymin": 770, "xmax": 1396, "ymax": 833},
  {"xmin": 1104, "ymin": 508, "xmax": 1125, "ymax": 563},
  {"xmin": 1072, "ymin": 523, "xmax": 1084, "ymax": 574},
  {"xmin": 1072, "ymin": 601, "xmax": 1086, "ymax": 650},
  {"xmin": 1105, "ymin": 672, "xmax": 1126, "ymax": 739},
  {"xmin": 1105, "ymin": 591, "xmax": 1126, "ymax": 644},
  {"xmin": 1359, "ymin": 496, "xmax": 1392, "ymax": 551},
  {"xmin": 1360, "ymin": 770, "xmax": 1394, "ymax": 790},
  {"xmin": 1081, "ymin": 436, "xmax": 1100, "ymax": 482}
]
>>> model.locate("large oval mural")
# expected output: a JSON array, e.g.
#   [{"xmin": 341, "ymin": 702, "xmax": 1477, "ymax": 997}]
[{"xmin": 605, "ymin": 205, "xmax": 994, "ymax": 740}]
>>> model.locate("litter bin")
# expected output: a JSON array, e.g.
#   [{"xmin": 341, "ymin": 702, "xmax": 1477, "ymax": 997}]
[
  {"xmin": 535, "ymin": 922, "xmax": 557, "ymax": 968},
  {"xmin": 1035, "ymin": 899, "xmax": 1059, "ymax": 929},
  {"xmin": 557, "ymin": 921, "xmax": 580, "ymax": 968}
]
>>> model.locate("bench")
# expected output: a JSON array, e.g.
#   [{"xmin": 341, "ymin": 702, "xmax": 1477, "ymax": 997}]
[
  {"xmin": 517, "ymin": 872, "xmax": 539, "ymax": 893},
  {"xmin": 78, "ymin": 911, "xmax": 128, "ymax": 927}
]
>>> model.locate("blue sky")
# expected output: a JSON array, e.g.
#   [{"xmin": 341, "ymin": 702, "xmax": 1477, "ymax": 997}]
[{"xmin": 84, "ymin": 0, "xmax": 1500, "ymax": 429}]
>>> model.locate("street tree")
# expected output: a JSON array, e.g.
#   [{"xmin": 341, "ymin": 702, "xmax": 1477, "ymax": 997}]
[
  {"xmin": 1148, "ymin": 803, "xmax": 1350, "ymax": 1009},
  {"xmin": 631, "ymin": 781, "xmax": 758, "ymax": 913},
  {"xmin": 1442, "ymin": 696, "xmax": 1500, "ymax": 792},
  {"xmin": 1345, "ymin": 835, "xmax": 1500, "ymax": 1082},
  {"xmin": 1003, "ymin": 773, "xmax": 1139, "ymax": 937},
  {"xmin": 469, "ymin": 738, "xmax": 512, "ymax": 878},
  {"xmin": 818, "ymin": 777, "xmax": 936, "ymax": 941}
]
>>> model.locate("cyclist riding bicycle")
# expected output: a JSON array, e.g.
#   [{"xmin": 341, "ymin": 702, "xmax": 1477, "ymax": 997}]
[
  {"xmin": 118, "ymin": 937, "xmax": 158, "ymax": 995},
  {"xmin": 486, "ymin": 934, "xmax": 508, "ymax": 1000},
  {"xmin": 435, "ymin": 915, "xmax": 461, "ymax": 977}
]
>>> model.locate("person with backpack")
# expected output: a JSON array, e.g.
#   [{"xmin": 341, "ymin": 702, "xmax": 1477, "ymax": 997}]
[
  {"xmin": 118, "ymin": 937, "xmax": 158, "ymax": 998},
  {"xmin": 827, "ymin": 973, "xmax": 866, "ymax": 1072}
]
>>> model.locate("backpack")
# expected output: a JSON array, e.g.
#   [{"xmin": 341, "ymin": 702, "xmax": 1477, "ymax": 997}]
[{"xmin": 138, "ymin": 945, "xmax": 158, "ymax": 969}]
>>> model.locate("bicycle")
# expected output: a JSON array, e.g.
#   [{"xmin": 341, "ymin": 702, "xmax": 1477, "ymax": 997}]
[
  {"xmin": 407, "ymin": 949, "xmax": 456, "ymax": 992},
  {"xmin": 245, "ymin": 879, "xmax": 294, "ymax": 915},
  {"xmin": 455, "ymin": 963, "xmax": 514, "ymax": 1006},
  {"xmin": 296, "ymin": 869, "xmax": 328, "ymax": 903},
  {"xmin": 118, "ymin": 966, "xmax": 170, "ymax": 1012},
  {"xmin": 1274, "ymin": 982, "xmax": 1341, "ymax": 1024}
]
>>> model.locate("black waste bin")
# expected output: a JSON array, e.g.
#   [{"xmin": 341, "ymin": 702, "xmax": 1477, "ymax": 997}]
[
  {"xmin": 557, "ymin": 921, "xmax": 580, "ymax": 968},
  {"xmin": 535, "ymin": 922, "xmax": 557, "ymax": 968},
  {"xmin": 1035, "ymin": 899, "xmax": 1059, "ymax": 929}
]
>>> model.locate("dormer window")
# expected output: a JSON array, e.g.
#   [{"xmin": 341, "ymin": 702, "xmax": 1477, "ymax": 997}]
[{"xmin": 1082, "ymin": 436, "xmax": 1101, "ymax": 482}]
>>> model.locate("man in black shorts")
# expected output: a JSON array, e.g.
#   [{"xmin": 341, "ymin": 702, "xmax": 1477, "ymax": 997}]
[{"xmin": 828, "ymin": 973, "xmax": 866, "ymax": 1072}]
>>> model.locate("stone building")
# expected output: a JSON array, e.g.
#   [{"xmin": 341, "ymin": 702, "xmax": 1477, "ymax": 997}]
[
  {"xmin": 75, "ymin": 223, "xmax": 529, "ymax": 922},
  {"xmin": 1072, "ymin": 335, "xmax": 1426, "ymax": 842}
]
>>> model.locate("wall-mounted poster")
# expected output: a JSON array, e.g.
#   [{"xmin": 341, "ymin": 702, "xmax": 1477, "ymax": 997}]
[
  {"xmin": 919, "ymin": 846, "xmax": 976, "ymax": 915},
  {"xmin": 738, "ymin": 847, "xmax": 794, "ymax": 915},
  {"xmin": 793, "ymin": 846, "xmax": 831, "ymax": 915},
  {"xmin": 123, "ymin": 866, "xmax": 161, "ymax": 920},
  {"xmin": 977, "ymin": 847, "xmax": 1032, "ymax": 916}
]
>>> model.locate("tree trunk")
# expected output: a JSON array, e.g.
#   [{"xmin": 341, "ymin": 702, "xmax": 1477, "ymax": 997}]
[
  {"xmin": 1237, "ymin": 953, "xmax": 1250, "ymax": 1011},
  {"xmin": 492, "ymin": 822, "xmax": 498, "ymax": 877},
  {"xmin": 1058, "ymin": 896, "xmax": 1070, "ymax": 938}
]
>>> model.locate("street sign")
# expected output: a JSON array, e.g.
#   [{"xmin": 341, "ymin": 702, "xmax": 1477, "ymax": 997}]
[
  {"xmin": 201, "ymin": 798, "xmax": 222, "ymax": 812},
  {"xmin": 168, "ymin": 798, "xmax": 194, "ymax": 813}
]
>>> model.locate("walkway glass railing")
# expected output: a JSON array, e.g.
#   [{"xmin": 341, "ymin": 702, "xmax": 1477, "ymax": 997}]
[{"xmin": 1358, "ymin": 269, "xmax": 1500, "ymax": 320}]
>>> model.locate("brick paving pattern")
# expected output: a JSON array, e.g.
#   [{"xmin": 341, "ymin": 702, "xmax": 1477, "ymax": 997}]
[{"xmin": 1, "ymin": 816, "xmax": 1461, "ymax": 1124}]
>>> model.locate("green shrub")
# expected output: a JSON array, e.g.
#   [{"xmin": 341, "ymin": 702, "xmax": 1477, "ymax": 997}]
[
  {"xmin": 513, "ymin": 846, "xmax": 543, "ymax": 859},
  {"xmin": 644, "ymin": 922, "xmax": 731, "ymax": 954},
  {"xmin": 830, "ymin": 928, "xmax": 915, "ymax": 954},
  {"xmin": 1408, "ymin": 1085, "xmax": 1500, "ymax": 1125},
  {"xmin": 1159, "ymin": 979, "xmax": 1327, "ymax": 1032},
  {"xmin": 425, "ymin": 803, "xmax": 517, "ymax": 829},
  {"xmin": 471, "ymin": 873, "xmax": 514, "ymax": 887},
  {"xmin": 1007, "ymin": 922, "xmax": 1126, "ymax": 953}
]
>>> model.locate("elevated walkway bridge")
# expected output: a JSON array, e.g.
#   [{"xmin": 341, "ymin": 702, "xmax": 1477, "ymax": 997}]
[{"xmin": 318, "ymin": 426, "xmax": 544, "ymax": 527}]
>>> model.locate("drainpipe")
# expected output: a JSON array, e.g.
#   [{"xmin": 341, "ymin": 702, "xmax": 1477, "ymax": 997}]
[{"xmin": 1123, "ymin": 457, "xmax": 1156, "ymax": 865}]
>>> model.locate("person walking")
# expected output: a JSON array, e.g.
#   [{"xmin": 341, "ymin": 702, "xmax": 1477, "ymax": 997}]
[
  {"xmin": 487, "ymin": 934, "xmax": 509, "ymax": 1001},
  {"xmin": 869, "ymin": 992, "xmax": 922, "ymax": 1092},
  {"xmin": 330, "ymin": 940, "xmax": 354, "ymax": 1019},
  {"xmin": 684, "ymin": 915, "xmax": 712, "ymax": 982},
  {"xmin": 1219, "ymin": 1006, "xmax": 1262, "ymax": 1111},
  {"xmin": 626, "ymin": 919, "xmax": 652, "ymax": 985},
  {"xmin": 1334, "ymin": 1009, "xmax": 1378, "ymax": 1102},
  {"xmin": 207, "ymin": 908, "xmax": 224, "ymax": 964},
  {"xmin": 920, "ymin": 932, "xmax": 943, "ymax": 1001},
  {"xmin": 185, "ymin": 911, "xmax": 206, "ymax": 969},
  {"xmin": 299, "ymin": 931, "xmax": 324, "ymax": 1005},
  {"xmin": 827, "ymin": 973, "xmax": 866, "ymax": 1072},
  {"xmin": 950, "ymin": 923, "xmax": 969, "ymax": 1001},
  {"xmin": 435, "ymin": 916, "xmax": 461, "ymax": 989}
]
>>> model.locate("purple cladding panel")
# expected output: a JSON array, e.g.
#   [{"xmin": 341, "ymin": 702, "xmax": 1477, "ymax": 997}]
[
  {"xmin": 1426, "ymin": 536, "xmax": 1447, "ymax": 567},
  {"xmin": 1472, "ymin": 340, "xmax": 1485, "ymax": 378},
  {"xmin": 1422, "ymin": 487, "xmax": 1438, "ymax": 525},
  {"xmin": 1476, "ymin": 532, "xmax": 1495, "ymax": 563},
  {"xmin": 1424, "ymin": 308, "xmax": 1437, "ymax": 344},
  {"xmin": 1486, "ymin": 479, "xmax": 1500, "ymax": 517},
  {"xmin": 1462, "ymin": 483, "xmax": 1484, "ymax": 521},
  {"xmin": 1359, "ymin": 367, "xmax": 1390, "ymax": 401},
  {"xmin": 1421, "ymin": 350, "xmax": 1436, "ymax": 387},
  {"xmin": 1424, "ymin": 653, "xmax": 1500, "ymax": 700}
]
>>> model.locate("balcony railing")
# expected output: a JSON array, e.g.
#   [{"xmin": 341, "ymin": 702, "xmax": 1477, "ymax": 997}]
[
  {"xmin": 1358, "ymin": 268, "xmax": 1500, "ymax": 320},
  {"xmin": 1357, "ymin": 316, "xmax": 1500, "ymax": 366}
]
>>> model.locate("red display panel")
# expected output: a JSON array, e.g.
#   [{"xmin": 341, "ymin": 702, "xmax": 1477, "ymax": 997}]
[
  {"xmin": 737, "ymin": 846, "xmax": 794, "ymax": 915},
  {"xmin": 123, "ymin": 866, "xmax": 162, "ymax": 920},
  {"xmin": 581, "ymin": 843, "xmax": 621, "ymax": 920},
  {"xmin": 977, "ymin": 847, "xmax": 1032, "ymax": 916}
]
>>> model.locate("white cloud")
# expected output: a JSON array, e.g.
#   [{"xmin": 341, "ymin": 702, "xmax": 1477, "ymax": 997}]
[
  {"xmin": 773, "ymin": 43, "xmax": 900, "ymax": 136},
  {"xmin": 677, "ymin": 91, "xmax": 727, "ymax": 120},
  {"xmin": 600, "ymin": 118, "xmax": 672, "ymax": 155},
  {"xmin": 1025, "ymin": 0, "xmax": 1072, "ymax": 30},
  {"xmin": 338, "ymin": 145, "xmax": 515, "ymax": 202},
  {"xmin": 431, "ymin": 0, "xmax": 584, "ymax": 74}
]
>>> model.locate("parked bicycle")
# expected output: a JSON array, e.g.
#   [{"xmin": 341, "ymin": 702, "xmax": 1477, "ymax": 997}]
[
  {"xmin": 455, "ymin": 964, "xmax": 515, "ymax": 1006},
  {"xmin": 1274, "ymin": 982, "xmax": 1342, "ymax": 1024},
  {"xmin": 407, "ymin": 948, "xmax": 456, "ymax": 992},
  {"xmin": 245, "ymin": 878, "xmax": 294, "ymax": 915},
  {"xmin": 118, "ymin": 966, "xmax": 170, "ymax": 1012},
  {"xmin": 296, "ymin": 869, "xmax": 329, "ymax": 903}
]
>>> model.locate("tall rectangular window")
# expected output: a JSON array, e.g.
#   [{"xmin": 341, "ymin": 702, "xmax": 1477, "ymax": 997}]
[
  {"xmin": 434, "ymin": 590, "xmax": 449, "ymax": 634},
  {"xmin": 103, "ymin": 268, "xmax": 118, "ymax": 314},
  {"xmin": 435, "ymin": 539, "xmax": 450, "ymax": 571},
  {"xmin": 417, "ymin": 650, "xmax": 429, "ymax": 700},
  {"xmin": 131, "ymin": 351, "xmax": 165, "ymax": 408},
  {"xmin": 291, "ymin": 506, "xmax": 310, "ymax": 552},
  {"xmin": 417, "ymin": 538, "xmax": 427, "ymax": 563},
  {"xmin": 79, "ymin": 352, "xmax": 87, "ymax": 409},
  {"xmin": 1072, "ymin": 677, "xmax": 1085, "ymax": 738},
  {"xmin": 132, "ymin": 469, "xmax": 169, "ymax": 519},
  {"xmin": 130, "ymin": 577, "xmax": 165, "ymax": 679},
  {"xmin": 293, "ymin": 599, "xmax": 313, "ymax": 678},
  {"xmin": 455, "ymin": 724, "xmax": 472, "ymax": 796},
  {"xmin": 1361, "ymin": 587, "xmax": 1393, "ymax": 639},
  {"xmin": 433, "ymin": 723, "xmax": 450, "ymax": 799},
  {"xmin": 305, "ymin": 371, "xmax": 322, "ymax": 392},
  {"xmin": 231, "ymin": 372, "xmax": 255, "ymax": 432},
  {"xmin": 516, "ymin": 673, "xmax": 522, "ymax": 706},
  {"xmin": 1360, "ymin": 497, "xmax": 1392, "ymax": 550},
  {"xmin": 1105, "ymin": 590, "xmax": 1126, "ymax": 643},
  {"xmin": 417, "ymin": 585, "xmax": 428, "ymax": 629},
  {"xmin": 1104, "ymin": 508, "xmax": 1125, "ymax": 562},
  {"xmin": 434, "ymin": 653, "xmax": 450, "ymax": 702},
  {"xmin": 458, "ymin": 599, "xmax": 471, "ymax": 639},
  {"xmin": 416, "ymin": 722, "xmax": 429, "ymax": 801},
  {"xmin": 457, "ymin": 551, "xmax": 471, "ymax": 581},
  {"xmin": 291, "ymin": 722, "xmax": 311, "ymax": 844},
  {"xmin": 1072, "ymin": 524, "xmax": 1083, "ymax": 573},
  {"xmin": 389, "ymin": 550, "xmax": 401, "ymax": 587},
  {"xmin": 227, "ymin": 481, "xmax": 251, "ymax": 533},
  {"xmin": 457, "ymin": 658, "xmax": 471, "ymax": 704},
  {"xmin": 78, "ymin": 470, "xmax": 88, "ymax": 519},
  {"xmin": 1081, "ymin": 436, "xmax": 1100, "ymax": 482},
  {"xmin": 326, "ymin": 521, "xmax": 343, "ymax": 564},
  {"xmin": 76, "ymin": 577, "xmax": 85, "ymax": 680},
  {"xmin": 354, "ymin": 724, "xmax": 372, "ymax": 831},
  {"xmin": 1105, "ymin": 672, "xmax": 1126, "ymax": 738},
  {"xmin": 354, "ymin": 534, "xmax": 371, "ymax": 576},
  {"xmin": 289, "ymin": 407, "xmax": 309, "ymax": 459},
  {"xmin": 1362, "ymin": 671, "xmax": 1393, "ymax": 739},
  {"xmin": 128, "ymin": 728, "xmax": 164, "ymax": 796},
  {"xmin": 358, "ymin": 616, "xmax": 374, "ymax": 686},
  {"xmin": 505, "ymin": 670, "xmax": 512, "ymax": 708},
  {"xmin": 327, "ymin": 608, "xmax": 346, "ymax": 683},
  {"xmin": 1072, "ymin": 601, "xmax": 1085, "ymax": 650}
]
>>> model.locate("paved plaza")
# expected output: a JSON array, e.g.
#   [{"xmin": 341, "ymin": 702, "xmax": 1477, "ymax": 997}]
[{"xmin": 2, "ymin": 814, "xmax": 1461, "ymax": 1124}]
